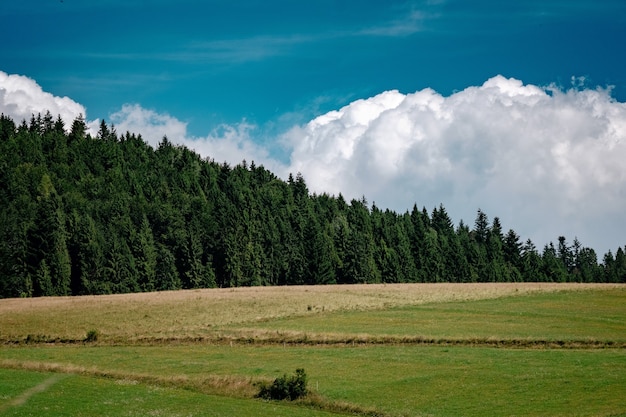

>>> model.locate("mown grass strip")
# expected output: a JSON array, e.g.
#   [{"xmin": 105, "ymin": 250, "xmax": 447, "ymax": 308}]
[
  {"xmin": 0, "ymin": 358, "xmax": 260, "ymax": 399},
  {"xmin": 0, "ymin": 374, "xmax": 65, "ymax": 413}
]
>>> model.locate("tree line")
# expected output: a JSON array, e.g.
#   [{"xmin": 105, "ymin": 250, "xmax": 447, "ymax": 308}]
[{"xmin": 0, "ymin": 112, "xmax": 624, "ymax": 297}]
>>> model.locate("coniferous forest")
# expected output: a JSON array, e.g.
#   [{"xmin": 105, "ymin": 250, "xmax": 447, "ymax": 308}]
[{"xmin": 1, "ymin": 112, "xmax": 625, "ymax": 298}]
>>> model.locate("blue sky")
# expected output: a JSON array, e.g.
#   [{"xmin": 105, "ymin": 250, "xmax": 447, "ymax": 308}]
[
  {"xmin": 1, "ymin": 0, "xmax": 626, "ymax": 255},
  {"xmin": 3, "ymin": 0, "xmax": 625, "ymax": 135}
]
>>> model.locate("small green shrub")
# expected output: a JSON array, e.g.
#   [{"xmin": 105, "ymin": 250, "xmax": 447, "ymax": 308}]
[
  {"xmin": 257, "ymin": 368, "xmax": 308, "ymax": 401},
  {"xmin": 85, "ymin": 329, "xmax": 99, "ymax": 343}
]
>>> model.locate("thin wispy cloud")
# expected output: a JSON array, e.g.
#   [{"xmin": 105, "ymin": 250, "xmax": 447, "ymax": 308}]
[
  {"xmin": 76, "ymin": 35, "xmax": 305, "ymax": 64},
  {"xmin": 184, "ymin": 34, "xmax": 317, "ymax": 64},
  {"xmin": 358, "ymin": 9, "xmax": 429, "ymax": 37},
  {"xmin": 182, "ymin": 7, "xmax": 436, "ymax": 64},
  {"xmin": 71, "ymin": 36, "xmax": 310, "ymax": 66},
  {"xmin": 69, "ymin": 4, "xmax": 437, "ymax": 67}
]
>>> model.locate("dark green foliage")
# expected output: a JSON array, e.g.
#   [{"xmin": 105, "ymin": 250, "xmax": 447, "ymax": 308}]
[
  {"xmin": 0, "ymin": 114, "xmax": 619, "ymax": 297},
  {"xmin": 257, "ymin": 368, "xmax": 308, "ymax": 401},
  {"xmin": 84, "ymin": 329, "xmax": 99, "ymax": 343},
  {"xmin": 29, "ymin": 175, "xmax": 71, "ymax": 296},
  {"xmin": 602, "ymin": 248, "xmax": 626, "ymax": 283}
]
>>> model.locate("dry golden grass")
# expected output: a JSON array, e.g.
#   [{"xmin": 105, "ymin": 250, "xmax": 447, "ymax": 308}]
[{"xmin": 0, "ymin": 283, "xmax": 621, "ymax": 342}]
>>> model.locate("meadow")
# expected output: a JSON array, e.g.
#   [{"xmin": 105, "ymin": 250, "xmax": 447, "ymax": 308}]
[{"xmin": 1, "ymin": 283, "xmax": 625, "ymax": 416}]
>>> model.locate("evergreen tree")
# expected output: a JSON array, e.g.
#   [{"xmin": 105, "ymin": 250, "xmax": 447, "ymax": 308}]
[
  {"xmin": 423, "ymin": 228, "xmax": 444, "ymax": 282},
  {"xmin": 131, "ymin": 216, "xmax": 158, "ymax": 292},
  {"xmin": 29, "ymin": 174, "xmax": 72, "ymax": 295},
  {"xmin": 69, "ymin": 114, "xmax": 87, "ymax": 144},
  {"xmin": 457, "ymin": 221, "xmax": 480, "ymax": 282},
  {"xmin": 503, "ymin": 229, "xmax": 523, "ymax": 281},
  {"xmin": 66, "ymin": 210, "xmax": 105, "ymax": 295},
  {"xmin": 0, "ymin": 113, "xmax": 619, "ymax": 296},
  {"xmin": 485, "ymin": 218, "xmax": 507, "ymax": 282},
  {"xmin": 473, "ymin": 209, "xmax": 490, "ymax": 245},
  {"xmin": 614, "ymin": 247, "xmax": 626, "ymax": 283},
  {"xmin": 521, "ymin": 239, "xmax": 545, "ymax": 281},
  {"xmin": 575, "ymin": 246, "xmax": 600, "ymax": 283},
  {"xmin": 155, "ymin": 243, "xmax": 181, "ymax": 290},
  {"xmin": 343, "ymin": 198, "xmax": 380, "ymax": 283},
  {"xmin": 0, "ymin": 203, "xmax": 34, "ymax": 297},
  {"xmin": 408, "ymin": 205, "xmax": 429, "ymax": 282},
  {"xmin": 0, "ymin": 113, "xmax": 16, "ymax": 142},
  {"xmin": 395, "ymin": 215, "xmax": 418, "ymax": 282},
  {"xmin": 34, "ymin": 259, "xmax": 54, "ymax": 297},
  {"xmin": 104, "ymin": 234, "xmax": 138, "ymax": 294},
  {"xmin": 305, "ymin": 218, "xmax": 336, "ymax": 284},
  {"xmin": 603, "ymin": 248, "xmax": 626, "ymax": 283},
  {"xmin": 557, "ymin": 236, "xmax": 574, "ymax": 277},
  {"xmin": 602, "ymin": 251, "xmax": 615, "ymax": 283},
  {"xmin": 332, "ymin": 212, "xmax": 351, "ymax": 284},
  {"xmin": 542, "ymin": 242, "xmax": 568, "ymax": 282}
]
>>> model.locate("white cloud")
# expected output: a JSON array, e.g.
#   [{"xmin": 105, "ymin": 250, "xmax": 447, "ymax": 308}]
[
  {"xmin": 110, "ymin": 104, "xmax": 188, "ymax": 146},
  {"xmin": 284, "ymin": 75, "xmax": 626, "ymax": 254},
  {"xmin": 0, "ymin": 71, "xmax": 284, "ymax": 172},
  {"xmin": 183, "ymin": 122, "xmax": 284, "ymax": 173},
  {"xmin": 108, "ymin": 103, "xmax": 285, "ymax": 174},
  {"xmin": 0, "ymin": 71, "xmax": 87, "ymax": 130},
  {"xmin": 3, "ymin": 70, "xmax": 624, "ymax": 254}
]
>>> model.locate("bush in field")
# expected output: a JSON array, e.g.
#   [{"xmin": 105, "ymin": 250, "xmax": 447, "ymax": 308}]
[
  {"xmin": 84, "ymin": 329, "xmax": 99, "ymax": 343},
  {"xmin": 257, "ymin": 368, "xmax": 308, "ymax": 401}
]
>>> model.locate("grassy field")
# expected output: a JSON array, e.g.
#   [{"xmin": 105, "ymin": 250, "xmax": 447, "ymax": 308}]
[
  {"xmin": 0, "ymin": 283, "xmax": 616, "ymax": 342},
  {"xmin": 238, "ymin": 289, "xmax": 626, "ymax": 345},
  {"xmin": 1, "ymin": 283, "xmax": 624, "ymax": 416},
  {"xmin": 0, "ymin": 368, "xmax": 338, "ymax": 417}
]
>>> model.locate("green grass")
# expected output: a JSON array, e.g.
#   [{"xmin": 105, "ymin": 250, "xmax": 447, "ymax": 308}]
[
  {"xmin": 1, "ymin": 284, "xmax": 625, "ymax": 416},
  {"xmin": 0, "ymin": 369, "xmax": 339, "ymax": 417},
  {"xmin": 237, "ymin": 289, "xmax": 626, "ymax": 343},
  {"xmin": 2, "ymin": 345, "xmax": 625, "ymax": 417}
]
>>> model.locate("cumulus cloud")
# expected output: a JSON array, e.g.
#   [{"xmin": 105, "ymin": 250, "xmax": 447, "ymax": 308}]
[
  {"xmin": 284, "ymin": 75, "xmax": 626, "ymax": 253},
  {"xmin": 110, "ymin": 104, "xmax": 188, "ymax": 146},
  {"xmin": 109, "ymin": 103, "xmax": 285, "ymax": 174},
  {"xmin": 0, "ymin": 71, "xmax": 87, "ymax": 130},
  {"xmin": 3, "ymin": 70, "xmax": 624, "ymax": 253},
  {"xmin": 0, "ymin": 71, "xmax": 284, "ymax": 173}
]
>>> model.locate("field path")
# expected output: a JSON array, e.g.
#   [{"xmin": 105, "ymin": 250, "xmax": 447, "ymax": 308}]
[{"xmin": 0, "ymin": 374, "xmax": 64, "ymax": 412}]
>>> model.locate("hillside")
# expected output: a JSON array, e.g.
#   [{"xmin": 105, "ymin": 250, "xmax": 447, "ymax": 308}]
[
  {"xmin": 1, "ymin": 284, "xmax": 625, "ymax": 416},
  {"xmin": 0, "ymin": 112, "xmax": 624, "ymax": 297},
  {"xmin": 1, "ymin": 282, "xmax": 622, "ymax": 345}
]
